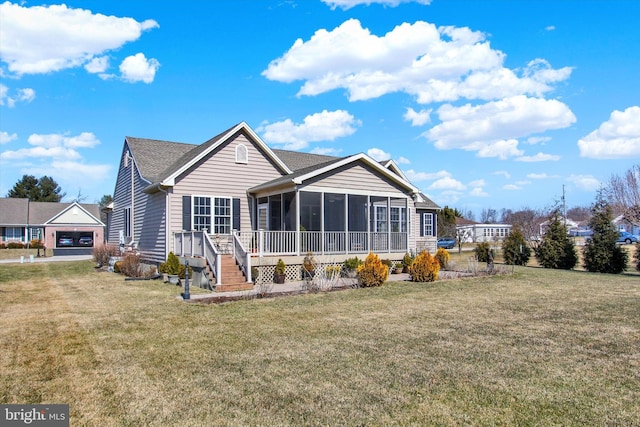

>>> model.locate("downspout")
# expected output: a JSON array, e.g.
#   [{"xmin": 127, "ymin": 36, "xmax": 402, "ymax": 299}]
[{"xmin": 158, "ymin": 185, "xmax": 169, "ymax": 261}]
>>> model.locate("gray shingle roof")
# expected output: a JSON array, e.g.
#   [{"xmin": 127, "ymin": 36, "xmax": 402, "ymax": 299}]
[
  {"xmin": 126, "ymin": 137, "xmax": 196, "ymax": 184},
  {"xmin": 271, "ymin": 149, "xmax": 341, "ymax": 171},
  {"xmin": 0, "ymin": 197, "xmax": 28, "ymax": 225},
  {"xmin": 415, "ymin": 192, "xmax": 440, "ymax": 210},
  {"xmin": 0, "ymin": 198, "xmax": 102, "ymax": 225}
]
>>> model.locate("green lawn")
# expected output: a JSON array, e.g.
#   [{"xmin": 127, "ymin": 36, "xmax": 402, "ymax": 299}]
[{"xmin": 1, "ymin": 261, "xmax": 638, "ymax": 426}]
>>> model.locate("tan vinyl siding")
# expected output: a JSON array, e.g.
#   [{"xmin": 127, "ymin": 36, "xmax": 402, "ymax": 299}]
[
  {"xmin": 168, "ymin": 133, "xmax": 284, "ymax": 248},
  {"xmin": 52, "ymin": 207, "xmax": 101, "ymax": 225},
  {"xmin": 136, "ymin": 191, "xmax": 167, "ymax": 263},
  {"xmin": 108, "ymin": 149, "xmax": 131, "ymax": 245},
  {"xmin": 302, "ymin": 163, "xmax": 407, "ymax": 195}
]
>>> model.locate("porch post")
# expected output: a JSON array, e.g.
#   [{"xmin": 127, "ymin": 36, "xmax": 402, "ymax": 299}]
[
  {"xmin": 387, "ymin": 196, "xmax": 391, "ymax": 253},
  {"xmin": 344, "ymin": 192, "xmax": 349, "ymax": 254},
  {"xmin": 320, "ymin": 192, "xmax": 325, "ymax": 255},
  {"xmin": 295, "ymin": 190, "xmax": 300, "ymax": 256},
  {"xmin": 367, "ymin": 195, "xmax": 371, "ymax": 253}
]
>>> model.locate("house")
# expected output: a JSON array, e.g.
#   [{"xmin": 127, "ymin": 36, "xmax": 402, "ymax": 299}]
[
  {"xmin": 0, "ymin": 198, "xmax": 105, "ymax": 255},
  {"xmin": 455, "ymin": 217, "xmax": 512, "ymax": 243},
  {"xmin": 613, "ymin": 214, "xmax": 640, "ymax": 235},
  {"xmin": 105, "ymin": 122, "xmax": 439, "ymax": 289}
]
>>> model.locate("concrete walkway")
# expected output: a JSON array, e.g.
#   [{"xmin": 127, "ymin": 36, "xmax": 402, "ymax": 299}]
[
  {"xmin": 183, "ymin": 272, "xmax": 413, "ymax": 303},
  {"xmin": 0, "ymin": 254, "xmax": 93, "ymax": 264}
]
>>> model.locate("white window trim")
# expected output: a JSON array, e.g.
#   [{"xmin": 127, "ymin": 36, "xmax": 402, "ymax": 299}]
[
  {"xmin": 192, "ymin": 195, "xmax": 233, "ymax": 235},
  {"xmin": 235, "ymin": 144, "xmax": 248, "ymax": 164},
  {"xmin": 423, "ymin": 212, "xmax": 434, "ymax": 237}
]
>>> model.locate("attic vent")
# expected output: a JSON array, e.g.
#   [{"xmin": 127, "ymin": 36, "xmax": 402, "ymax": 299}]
[{"xmin": 235, "ymin": 144, "xmax": 248, "ymax": 164}]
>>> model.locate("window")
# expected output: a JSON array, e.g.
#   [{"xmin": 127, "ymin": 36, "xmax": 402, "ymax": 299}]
[
  {"xmin": 235, "ymin": 144, "xmax": 248, "ymax": 164},
  {"xmin": 375, "ymin": 206, "xmax": 388, "ymax": 232},
  {"xmin": 193, "ymin": 197, "xmax": 211, "ymax": 231},
  {"xmin": 423, "ymin": 213, "xmax": 433, "ymax": 236},
  {"xmin": 213, "ymin": 197, "xmax": 231, "ymax": 234},
  {"xmin": 192, "ymin": 196, "xmax": 232, "ymax": 234},
  {"xmin": 3, "ymin": 227, "xmax": 23, "ymax": 241},
  {"xmin": 390, "ymin": 207, "xmax": 407, "ymax": 232},
  {"xmin": 124, "ymin": 207, "xmax": 132, "ymax": 238}
]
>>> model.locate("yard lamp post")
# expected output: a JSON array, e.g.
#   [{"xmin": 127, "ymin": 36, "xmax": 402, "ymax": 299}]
[{"xmin": 182, "ymin": 260, "xmax": 190, "ymax": 300}]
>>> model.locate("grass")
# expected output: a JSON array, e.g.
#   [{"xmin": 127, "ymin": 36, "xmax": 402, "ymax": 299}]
[{"xmin": 1, "ymin": 261, "xmax": 639, "ymax": 426}]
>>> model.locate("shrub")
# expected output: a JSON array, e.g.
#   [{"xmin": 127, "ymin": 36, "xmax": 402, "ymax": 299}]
[
  {"xmin": 275, "ymin": 258, "xmax": 286, "ymax": 275},
  {"xmin": 434, "ymin": 247, "xmax": 450, "ymax": 270},
  {"xmin": 343, "ymin": 256, "xmax": 363, "ymax": 271},
  {"xmin": 402, "ymin": 252, "xmax": 414, "ymax": 272},
  {"xmin": 582, "ymin": 196, "xmax": 628, "ymax": 274},
  {"xmin": 29, "ymin": 239, "xmax": 44, "ymax": 249},
  {"xmin": 302, "ymin": 252, "xmax": 316, "ymax": 274},
  {"xmin": 7, "ymin": 242, "xmax": 25, "ymax": 249},
  {"xmin": 474, "ymin": 242, "xmax": 492, "ymax": 263},
  {"xmin": 357, "ymin": 252, "xmax": 389, "ymax": 287},
  {"xmin": 118, "ymin": 253, "xmax": 143, "ymax": 277},
  {"xmin": 502, "ymin": 226, "xmax": 531, "ymax": 266},
  {"xmin": 381, "ymin": 259, "xmax": 394, "ymax": 269},
  {"xmin": 93, "ymin": 244, "xmax": 120, "ymax": 266},
  {"xmin": 534, "ymin": 209, "xmax": 578, "ymax": 270},
  {"xmin": 160, "ymin": 252, "xmax": 181, "ymax": 275},
  {"xmin": 411, "ymin": 250, "xmax": 440, "ymax": 282},
  {"xmin": 325, "ymin": 265, "xmax": 342, "ymax": 278},
  {"xmin": 635, "ymin": 244, "xmax": 640, "ymax": 272},
  {"xmin": 0, "ymin": 243, "xmax": 5, "ymax": 249}
]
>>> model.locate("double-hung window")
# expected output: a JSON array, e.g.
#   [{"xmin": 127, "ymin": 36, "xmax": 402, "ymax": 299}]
[
  {"xmin": 124, "ymin": 207, "xmax": 132, "ymax": 238},
  {"xmin": 193, "ymin": 196, "xmax": 231, "ymax": 234},
  {"xmin": 375, "ymin": 206, "xmax": 388, "ymax": 232},
  {"xmin": 422, "ymin": 213, "xmax": 434, "ymax": 236},
  {"xmin": 390, "ymin": 207, "xmax": 407, "ymax": 233}
]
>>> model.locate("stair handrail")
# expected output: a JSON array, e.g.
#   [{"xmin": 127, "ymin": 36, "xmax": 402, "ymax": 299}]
[
  {"xmin": 202, "ymin": 232, "xmax": 222, "ymax": 286},
  {"xmin": 232, "ymin": 231, "xmax": 252, "ymax": 283}
]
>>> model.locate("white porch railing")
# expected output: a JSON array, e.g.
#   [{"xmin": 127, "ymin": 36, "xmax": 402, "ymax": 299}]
[
  {"xmin": 234, "ymin": 230, "xmax": 408, "ymax": 256},
  {"xmin": 173, "ymin": 231, "xmax": 221, "ymax": 286}
]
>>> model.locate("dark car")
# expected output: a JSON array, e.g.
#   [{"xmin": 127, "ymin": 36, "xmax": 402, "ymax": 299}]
[
  {"xmin": 78, "ymin": 236, "xmax": 93, "ymax": 246},
  {"xmin": 617, "ymin": 231, "xmax": 639, "ymax": 244},
  {"xmin": 437, "ymin": 237, "xmax": 456, "ymax": 249},
  {"xmin": 58, "ymin": 237, "xmax": 74, "ymax": 246}
]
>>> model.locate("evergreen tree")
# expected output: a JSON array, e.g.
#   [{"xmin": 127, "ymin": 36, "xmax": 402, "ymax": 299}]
[
  {"xmin": 7, "ymin": 174, "xmax": 65, "ymax": 202},
  {"xmin": 502, "ymin": 226, "xmax": 531, "ymax": 266},
  {"xmin": 534, "ymin": 209, "xmax": 578, "ymax": 269},
  {"xmin": 634, "ymin": 244, "xmax": 640, "ymax": 272},
  {"xmin": 582, "ymin": 195, "xmax": 628, "ymax": 274}
]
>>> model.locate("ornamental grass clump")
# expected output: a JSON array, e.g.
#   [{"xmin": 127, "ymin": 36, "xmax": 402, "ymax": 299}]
[
  {"xmin": 434, "ymin": 247, "xmax": 450, "ymax": 270},
  {"xmin": 357, "ymin": 252, "xmax": 389, "ymax": 287},
  {"xmin": 411, "ymin": 250, "xmax": 440, "ymax": 282}
]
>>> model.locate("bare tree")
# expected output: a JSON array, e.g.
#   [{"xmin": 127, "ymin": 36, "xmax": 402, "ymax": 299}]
[
  {"xmin": 502, "ymin": 207, "xmax": 545, "ymax": 246},
  {"xmin": 480, "ymin": 208, "xmax": 498, "ymax": 224},
  {"xmin": 566, "ymin": 206, "xmax": 591, "ymax": 222},
  {"xmin": 604, "ymin": 164, "xmax": 640, "ymax": 223}
]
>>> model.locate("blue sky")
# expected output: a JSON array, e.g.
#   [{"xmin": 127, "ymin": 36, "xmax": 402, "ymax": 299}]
[{"xmin": 1, "ymin": 0, "xmax": 639, "ymax": 218}]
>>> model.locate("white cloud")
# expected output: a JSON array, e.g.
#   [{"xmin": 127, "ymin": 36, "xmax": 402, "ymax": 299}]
[
  {"xmin": 428, "ymin": 176, "xmax": 466, "ymax": 191},
  {"xmin": 322, "ymin": 0, "xmax": 431, "ymax": 10},
  {"xmin": 404, "ymin": 107, "xmax": 431, "ymax": 126},
  {"xmin": 527, "ymin": 172, "xmax": 559, "ymax": 179},
  {"xmin": 577, "ymin": 106, "xmax": 640, "ymax": 159},
  {"xmin": 424, "ymin": 96, "xmax": 575, "ymax": 157},
  {"xmin": 119, "ymin": 53, "xmax": 160, "ymax": 84},
  {"xmin": 310, "ymin": 147, "xmax": 342, "ymax": 156},
  {"xmin": 0, "ymin": 132, "xmax": 100, "ymax": 161},
  {"xmin": 503, "ymin": 184, "xmax": 521, "ymax": 191},
  {"xmin": 85, "ymin": 56, "xmax": 109, "ymax": 73},
  {"xmin": 404, "ymin": 169, "xmax": 450, "ymax": 182},
  {"xmin": 0, "ymin": 131, "xmax": 18, "ymax": 144},
  {"xmin": 567, "ymin": 174, "xmax": 601, "ymax": 192},
  {"xmin": 263, "ymin": 19, "xmax": 572, "ymax": 103},
  {"xmin": 515, "ymin": 152, "xmax": 560, "ymax": 162},
  {"xmin": 525, "ymin": 136, "xmax": 551, "ymax": 145},
  {"xmin": 469, "ymin": 187, "xmax": 489, "ymax": 197},
  {"xmin": 545, "ymin": 25, "xmax": 556, "ymax": 31},
  {"xmin": 0, "ymin": 83, "xmax": 35, "ymax": 107},
  {"xmin": 468, "ymin": 179, "xmax": 486, "ymax": 187},
  {"xmin": 367, "ymin": 148, "xmax": 391, "ymax": 161},
  {"xmin": 0, "ymin": 2, "xmax": 158, "ymax": 76},
  {"xmin": 493, "ymin": 170, "xmax": 511, "ymax": 179},
  {"xmin": 258, "ymin": 110, "xmax": 360, "ymax": 150},
  {"xmin": 396, "ymin": 156, "xmax": 410, "ymax": 164}
]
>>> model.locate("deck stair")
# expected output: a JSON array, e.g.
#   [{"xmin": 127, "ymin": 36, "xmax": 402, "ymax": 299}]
[{"xmin": 216, "ymin": 255, "xmax": 254, "ymax": 292}]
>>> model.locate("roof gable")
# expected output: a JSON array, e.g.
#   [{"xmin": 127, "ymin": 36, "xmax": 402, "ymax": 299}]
[
  {"xmin": 44, "ymin": 202, "xmax": 103, "ymax": 225},
  {"xmin": 160, "ymin": 122, "xmax": 291, "ymax": 186}
]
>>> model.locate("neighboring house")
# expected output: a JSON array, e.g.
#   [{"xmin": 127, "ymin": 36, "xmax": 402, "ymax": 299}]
[
  {"xmin": 0, "ymin": 198, "xmax": 105, "ymax": 255},
  {"xmin": 105, "ymin": 122, "xmax": 439, "ymax": 287},
  {"xmin": 538, "ymin": 217, "xmax": 579, "ymax": 236},
  {"xmin": 613, "ymin": 214, "xmax": 640, "ymax": 235},
  {"xmin": 455, "ymin": 217, "xmax": 512, "ymax": 243}
]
